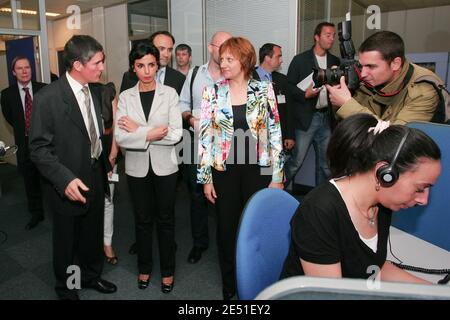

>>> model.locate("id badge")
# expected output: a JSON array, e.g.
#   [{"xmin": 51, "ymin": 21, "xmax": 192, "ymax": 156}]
[{"xmin": 277, "ymin": 94, "xmax": 286, "ymax": 104}]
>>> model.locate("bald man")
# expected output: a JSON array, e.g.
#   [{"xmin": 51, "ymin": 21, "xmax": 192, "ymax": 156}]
[{"xmin": 178, "ymin": 31, "xmax": 232, "ymax": 264}]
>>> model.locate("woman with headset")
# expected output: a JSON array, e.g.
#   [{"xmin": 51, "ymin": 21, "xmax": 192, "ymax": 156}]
[{"xmin": 280, "ymin": 113, "xmax": 441, "ymax": 283}]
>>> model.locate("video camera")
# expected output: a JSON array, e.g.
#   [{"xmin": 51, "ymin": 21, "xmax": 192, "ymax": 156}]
[{"xmin": 313, "ymin": 18, "xmax": 361, "ymax": 91}]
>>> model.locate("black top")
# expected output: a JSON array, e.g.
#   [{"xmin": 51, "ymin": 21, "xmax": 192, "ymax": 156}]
[
  {"xmin": 228, "ymin": 104, "xmax": 254, "ymax": 165},
  {"xmin": 232, "ymin": 104, "xmax": 249, "ymax": 131},
  {"xmin": 140, "ymin": 90, "xmax": 155, "ymax": 121},
  {"xmin": 280, "ymin": 182, "xmax": 392, "ymax": 280}
]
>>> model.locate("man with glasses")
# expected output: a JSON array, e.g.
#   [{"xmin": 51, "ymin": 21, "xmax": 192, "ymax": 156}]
[{"xmin": 179, "ymin": 31, "xmax": 232, "ymax": 264}]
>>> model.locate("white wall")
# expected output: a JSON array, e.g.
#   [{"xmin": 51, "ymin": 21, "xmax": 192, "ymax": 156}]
[
  {"xmin": 170, "ymin": 0, "xmax": 299, "ymax": 73},
  {"xmin": 51, "ymin": 11, "xmax": 94, "ymax": 49},
  {"xmin": 47, "ymin": 10, "xmax": 93, "ymax": 77},
  {"xmin": 302, "ymin": 5, "xmax": 450, "ymax": 61},
  {"xmin": 104, "ymin": 4, "xmax": 129, "ymax": 91},
  {"xmin": 0, "ymin": 52, "xmax": 8, "ymax": 90},
  {"xmin": 47, "ymin": 4, "xmax": 128, "ymax": 91},
  {"xmin": 46, "ymin": 20, "xmax": 58, "ymax": 75},
  {"xmin": 171, "ymin": 0, "xmax": 204, "ymax": 66},
  {"xmin": 0, "ymin": 53, "xmax": 16, "ymax": 165},
  {"xmin": 384, "ymin": 5, "xmax": 450, "ymax": 53},
  {"xmin": 0, "ymin": 15, "xmax": 39, "ymax": 30},
  {"xmin": 204, "ymin": 0, "xmax": 298, "ymax": 75}
]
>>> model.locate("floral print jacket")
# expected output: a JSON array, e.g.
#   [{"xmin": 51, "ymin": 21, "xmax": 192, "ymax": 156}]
[{"xmin": 197, "ymin": 78, "xmax": 284, "ymax": 184}]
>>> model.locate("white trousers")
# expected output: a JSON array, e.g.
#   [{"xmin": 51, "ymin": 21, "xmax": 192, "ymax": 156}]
[{"xmin": 104, "ymin": 165, "xmax": 117, "ymax": 246}]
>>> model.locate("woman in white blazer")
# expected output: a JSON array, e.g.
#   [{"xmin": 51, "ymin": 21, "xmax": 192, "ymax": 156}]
[{"xmin": 115, "ymin": 42, "xmax": 182, "ymax": 293}]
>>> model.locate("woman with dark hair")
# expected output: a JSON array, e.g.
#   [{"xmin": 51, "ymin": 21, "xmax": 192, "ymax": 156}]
[
  {"xmin": 197, "ymin": 37, "xmax": 284, "ymax": 299},
  {"xmin": 115, "ymin": 42, "xmax": 182, "ymax": 293},
  {"xmin": 280, "ymin": 113, "xmax": 441, "ymax": 284}
]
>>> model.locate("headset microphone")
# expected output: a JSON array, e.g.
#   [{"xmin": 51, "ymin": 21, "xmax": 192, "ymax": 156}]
[{"xmin": 376, "ymin": 130, "xmax": 410, "ymax": 188}]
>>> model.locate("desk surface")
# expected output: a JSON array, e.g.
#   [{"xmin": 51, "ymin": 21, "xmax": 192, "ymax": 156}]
[
  {"xmin": 255, "ymin": 227, "xmax": 450, "ymax": 300},
  {"xmin": 388, "ymin": 226, "xmax": 450, "ymax": 283},
  {"xmin": 255, "ymin": 276, "xmax": 450, "ymax": 300}
]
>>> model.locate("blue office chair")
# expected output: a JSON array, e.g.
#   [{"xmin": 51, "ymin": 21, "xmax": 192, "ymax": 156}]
[
  {"xmin": 235, "ymin": 188, "xmax": 300, "ymax": 300},
  {"xmin": 392, "ymin": 122, "xmax": 450, "ymax": 251}
]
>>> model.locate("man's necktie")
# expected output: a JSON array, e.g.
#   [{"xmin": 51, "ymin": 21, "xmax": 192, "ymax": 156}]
[
  {"xmin": 265, "ymin": 73, "xmax": 272, "ymax": 82},
  {"xmin": 81, "ymin": 86, "xmax": 101, "ymax": 159},
  {"xmin": 23, "ymin": 87, "xmax": 32, "ymax": 136},
  {"xmin": 157, "ymin": 69, "xmax": 164, "ymax": 84}
]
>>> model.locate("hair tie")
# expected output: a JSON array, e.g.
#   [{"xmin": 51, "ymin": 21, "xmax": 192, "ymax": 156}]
[{"xmin": 368, "ymin": 120, "xmax": 390, "ymax": 135}]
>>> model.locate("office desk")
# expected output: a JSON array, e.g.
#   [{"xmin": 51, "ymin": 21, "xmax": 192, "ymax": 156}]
[
  {"xmin": 255, "ymin": 227, "xmax": 450, "ymax": 300},
  {"xmin": 388, "ymin": 226, "xmax": 450, "ymax": 283},
  {"xmin": 255, "ymin": 276, "xmax": 450, "ymax": 300}
]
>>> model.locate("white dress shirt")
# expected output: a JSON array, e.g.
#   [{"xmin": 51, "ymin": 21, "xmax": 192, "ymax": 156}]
[{"xmin": 66, "ymin": 72, "xmax": 102, "ymax": 156}]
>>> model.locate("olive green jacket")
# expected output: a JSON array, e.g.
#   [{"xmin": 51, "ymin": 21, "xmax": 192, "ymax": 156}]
[{"xmin": 337, "ymin": 61, "xmax": 440, "ymax": 125}]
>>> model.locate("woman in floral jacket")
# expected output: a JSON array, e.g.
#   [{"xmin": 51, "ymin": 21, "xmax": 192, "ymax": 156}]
[{"xmin": 197, "ymin": 37, "xmax": 284, "ymax": 300}]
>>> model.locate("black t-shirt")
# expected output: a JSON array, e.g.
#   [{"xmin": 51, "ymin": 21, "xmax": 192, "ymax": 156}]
[
  {"xmin": 280, "ymin": 182, "xmax": 392, "ymax": 280},
  {"xmin": 227, "ymin": 104, "xmax": 255, "ymax": 165},
  {"xmin": 140, "ymin": 90, "xmax": 155, "ymax": 121}
]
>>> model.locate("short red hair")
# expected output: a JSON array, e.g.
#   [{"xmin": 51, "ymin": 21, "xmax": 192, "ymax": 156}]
[{"xmin": 219, "ymin": 37, "xmax": 256, "ymax": 80}]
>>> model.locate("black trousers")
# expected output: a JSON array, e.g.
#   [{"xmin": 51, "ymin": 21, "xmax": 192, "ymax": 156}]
[
  {"xmin": 127, "ymin": 164, "xmax": 178, "ymax": 277},
  {"xmin": 20, "ymin": 137, "xmax": 44, "ymax": 220},
  {"xmin": 212, "ymin": 164, "xmax": 271, "ymax": 295},
  {"xmin": 52, "ymin": 160, "xmax": 105, "ymax": 299},
  {"xmin": 184, "ymin": 163, "xmax": 209, "ymax": 249}
]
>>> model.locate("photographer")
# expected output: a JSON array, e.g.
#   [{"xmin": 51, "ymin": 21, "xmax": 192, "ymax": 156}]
[
  {"xmin": 327, "ymin": 31, "xmax": 440, "ymax": 125},
  {"xmin": 284, "ymin": 22, "xmax": 340, "ymax": 187}
]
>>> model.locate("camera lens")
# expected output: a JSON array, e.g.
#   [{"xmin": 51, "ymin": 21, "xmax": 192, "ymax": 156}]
[
  {"xmin": 326, "ymin": 68, "xmax": 344, "ymax": 86},
  {"xmin": 313, "ymin": 68, "xmax": 327, "ymax": 87}
]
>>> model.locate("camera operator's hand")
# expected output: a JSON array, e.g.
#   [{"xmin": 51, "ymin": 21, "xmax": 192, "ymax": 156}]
[
  {"xmin": 305, "ymin": 84, "xmax": 320, "ymax": 99},
  {"xmin": 326, "ymin": 76, "xmax": 352, "ymax": 108}
]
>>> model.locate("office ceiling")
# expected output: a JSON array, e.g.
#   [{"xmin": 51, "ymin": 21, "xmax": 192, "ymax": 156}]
[
  {"xmin": 0, "ymin": 0, "xmax": 449, "ymax": 21},
  {"xmin": 0, "ymin": 0, "xmax": 167, "ymax": 20},
  {"xmin": 354, "ymin": 0, "xmax": 450, "ymax": 12}
]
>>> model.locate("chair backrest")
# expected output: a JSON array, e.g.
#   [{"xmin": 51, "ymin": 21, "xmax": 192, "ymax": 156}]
[
  {"xmin": 392, "ymin": 122, "xmax": 450, "ymax": 251},
  {"xmin": 235, "ymin": 188, "xmax": 299, "ymax": 300}
]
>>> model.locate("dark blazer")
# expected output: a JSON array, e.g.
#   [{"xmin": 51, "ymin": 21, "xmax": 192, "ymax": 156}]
[
  {"xmin": 29, "ymin": 74, "xmax": 109, "ymax": 216},
  {"xmin": 287, "ymin": 49, "xmax": 340, "ymax": 131},
  {"xmin": 1, "ymin": 81, "xmax": 46, "ymax": 167},
  {"xmin": 119, "ymin": 66, "xmax": 185, "ymax": 95},
  {"xmin": 253, "ymin": 69, "xmax": 294, "ymax": 140}
]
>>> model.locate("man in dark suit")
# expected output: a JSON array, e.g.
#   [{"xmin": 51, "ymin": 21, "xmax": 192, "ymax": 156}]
[
  {"xmin": 1, "ymin": 56, "xmax": 46, "ymax": 230},
  {"xmin": 284, "ymin": 22, "xmax": 340, "ymax": 187},
  {"xmin": 253, "ymin": 43, "xmax": 295, "ymax": 151},
  {"xmin": 29, "ymin": 35, "xmax": 117, "ymax": 300},
  {"xmin": 120, "ymin": 31, "xmax": 185, "ymax": 94}
]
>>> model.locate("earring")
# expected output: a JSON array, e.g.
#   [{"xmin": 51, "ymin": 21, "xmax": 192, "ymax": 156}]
[{"xmin": 375, "ymin": 182, "xmax": 380, "ymax": 191}]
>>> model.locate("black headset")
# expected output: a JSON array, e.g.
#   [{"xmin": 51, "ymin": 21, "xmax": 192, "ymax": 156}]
[{"xmin": 376, "ymin": 130, "xmax": 410, "ymax": 188}]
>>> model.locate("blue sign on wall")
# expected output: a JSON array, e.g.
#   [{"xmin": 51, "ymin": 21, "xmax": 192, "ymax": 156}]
[{"xmin": 5, "ymin": 37, "xmax": 37, "ymax": 86}]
